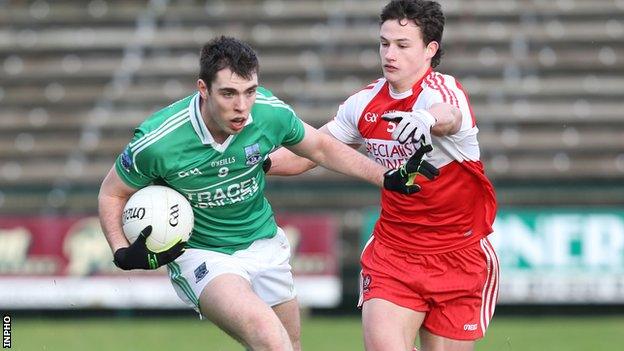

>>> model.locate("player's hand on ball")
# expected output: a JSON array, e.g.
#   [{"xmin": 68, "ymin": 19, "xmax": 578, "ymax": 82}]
[
  {"xmin": 383, "ymin": 144, "xmax": 439, "ymax": 194},
  {"xmin": 113, "ymin": 225, "xmax": 186, "ymax": 270},
  {"xmin": 382, "ymin": 110, "xmax": 436, "ymax": 146}
]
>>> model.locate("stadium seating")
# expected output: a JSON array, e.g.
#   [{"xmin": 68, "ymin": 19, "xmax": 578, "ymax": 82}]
[{"xmin": 1, "ymin": 0, "xmax": 623, "ymax": 213}]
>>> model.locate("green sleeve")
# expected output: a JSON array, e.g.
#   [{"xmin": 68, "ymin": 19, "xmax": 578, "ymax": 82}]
[
  {"xmin": 254, "ymin": 87, "xmax": 306, "ymax": 147},
  {"xmin": 280, "ymin": 110, "xmax": 305, "ymax": 146},
  {"xmin": 114, "ymin": 127, "xmax": 158, "ymax": 188}
]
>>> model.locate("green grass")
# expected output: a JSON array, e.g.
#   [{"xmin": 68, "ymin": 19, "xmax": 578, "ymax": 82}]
[
  {"xmin": 477, "ymin": 316, "xmax": 624, "ymax": 351},
  {"xmin": 9, "ymin": 315, "xmax": 624, "ymax": 351}
]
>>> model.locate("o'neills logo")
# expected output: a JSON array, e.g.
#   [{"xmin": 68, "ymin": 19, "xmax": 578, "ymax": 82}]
[
  {"xmin": 122, "ymin": 207, "xmax": 146, "ymax": 222},
  {"xmin": 364, "ymin": 138, "xmax": 419, "ymax": 168}
]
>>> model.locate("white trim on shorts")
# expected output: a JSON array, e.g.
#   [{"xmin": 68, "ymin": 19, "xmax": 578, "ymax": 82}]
[
  {"xmin": 478, "ymin": 237, "xmax": 500, "ymax": 335},
  {"xmin": 357, "ymin": 234, "xmax": 375, "ymax": 308}
]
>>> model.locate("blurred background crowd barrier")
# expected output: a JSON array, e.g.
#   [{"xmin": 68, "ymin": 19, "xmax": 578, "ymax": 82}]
[{"xmin": 1, "ymin": 0, "xmax": 624, "ymax": 311}]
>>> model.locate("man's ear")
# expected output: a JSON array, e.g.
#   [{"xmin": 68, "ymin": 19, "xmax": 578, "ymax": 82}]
[
  {"xmin": 426, "ymin": 41, "xmax": 439, "ymax": 58},
  {"xmin": 197, "ymin": 79, "xmax": 209, "ymax": 99}
]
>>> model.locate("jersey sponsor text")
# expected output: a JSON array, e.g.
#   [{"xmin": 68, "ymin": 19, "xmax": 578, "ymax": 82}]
[
  {"xmin": 187, "ymin": 176, "xmax": 260, "ymax": 208},
  {"xmin": 365, "ymin": 138, "xmax": 419, "ymax": 168}
]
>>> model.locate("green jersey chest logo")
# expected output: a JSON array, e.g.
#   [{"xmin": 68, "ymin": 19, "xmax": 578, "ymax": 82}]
[{"xmin": 244, "ymin": 143, "xmax": 262, "ymax": 166}]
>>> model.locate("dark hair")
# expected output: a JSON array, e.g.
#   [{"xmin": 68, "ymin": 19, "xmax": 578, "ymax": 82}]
[
  {"xmin": 380, "ymin": 0, "xmax": 445, "ymax": 67},
  {"xmin": 199, "ymin": 36, "xmax": 259, "ymax": 89}
]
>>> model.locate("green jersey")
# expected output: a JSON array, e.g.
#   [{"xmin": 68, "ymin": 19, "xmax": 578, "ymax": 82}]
[{"xmin": 115, "ymin": 87, "xmax": 305, "ymax": 254}]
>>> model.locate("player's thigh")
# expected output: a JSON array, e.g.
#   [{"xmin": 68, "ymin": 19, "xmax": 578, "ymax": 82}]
[
  {"xmin": 419, "ymin": 329, "xmax": 474, "ymax": 351},
  {"xmin": 272, "ymin": 298, "xmax": 301, "ymax": 349},
  {"xmin": 249, "ymin": 228, "xmax": 297, "ymax": 306},
  {"xmin": 421, "ymin": 238, "xmax": 499, "ymax": 341},
  {"xmin": 199, "ymin": 273, "xmax": 287, "ymax": 345},
  {"xmin": 362, "ymin": 298, "xmax": 425, "ymax": 351}
]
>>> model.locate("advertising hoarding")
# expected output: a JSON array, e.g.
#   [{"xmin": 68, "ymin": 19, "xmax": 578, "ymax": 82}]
[
  {"xmin": 361, "ymin": 208, "xmax": 624, "ymax": 303},
  {"xmin": 0, "ymin": 214, "xmax": 340, "ymax": 309}
]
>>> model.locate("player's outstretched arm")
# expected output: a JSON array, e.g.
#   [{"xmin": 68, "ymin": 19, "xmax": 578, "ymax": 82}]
[
  {"xmin": 286, "ymin": 123, "xmax": 431, "ymax": 193},
  {"xmin": 285, "ymin": 122, "xmax": 385, "ymax": 186},
  {"xmin": 266, "ymin": 124, "xmax": 354, "ymax": 176},
  {"xmin": 265, "ymin": 146, "xmax": 317, "ymax": 176}
]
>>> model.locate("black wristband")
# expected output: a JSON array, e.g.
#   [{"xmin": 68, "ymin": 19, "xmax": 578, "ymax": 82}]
[{"xmin": 262, "ymin": 157, "xmax": 272, "ymax": 173}]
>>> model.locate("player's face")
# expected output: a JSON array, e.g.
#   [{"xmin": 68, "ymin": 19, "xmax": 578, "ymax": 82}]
[
  {"xmin": 379, "ymin": 19, "xmax": 438, "ymax": 92},
  {"xmin": 198, "ymin": 68, "xmax": 258, "ymax": 141}
]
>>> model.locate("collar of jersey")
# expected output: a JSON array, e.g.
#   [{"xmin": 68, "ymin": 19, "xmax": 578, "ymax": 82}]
[
  {"xmin": 189, "ymin": 92, "xmax": 254, "ymax": 152},
  {"xmin": 387, "ymin": 67, "xmax": 433, "ymax": 99},
  {"xmin": 388, "ymin": 85, "xmax": 413, "ymax": 99}
]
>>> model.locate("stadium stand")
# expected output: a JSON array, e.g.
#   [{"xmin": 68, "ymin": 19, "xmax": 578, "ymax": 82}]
[{"xmin": 1, "ymin": 0, "xmax": 623, "ymax": 214}]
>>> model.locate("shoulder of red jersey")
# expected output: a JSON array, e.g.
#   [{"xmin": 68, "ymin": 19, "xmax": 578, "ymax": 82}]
[{"xmin": 420, "ymin": 71, "xmax": 463, "ymax": 109}]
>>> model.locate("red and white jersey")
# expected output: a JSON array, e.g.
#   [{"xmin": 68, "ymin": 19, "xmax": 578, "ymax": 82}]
[{"xmin": 327, "ymin": 68, "xmax": 497, "ymax": 254}]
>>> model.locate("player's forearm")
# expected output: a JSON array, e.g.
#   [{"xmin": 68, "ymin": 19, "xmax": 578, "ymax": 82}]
[
  {"xmin": 266, "ymin": 147, "xmax": 317, "ymax": 176},
  {"xmin": 98, "ymin": 167, "xmax": 136, "ymax": 253},
  {"xmin": 98, "ymin": 192, "xmax": 130, "ymax": 253},
  {"xmin": 305, "ymin": 133, "xmax": 385, "ymax": 187},
  {"xmin": 428, "ymin": 103, "xmax": 462, "ymax": 136}
]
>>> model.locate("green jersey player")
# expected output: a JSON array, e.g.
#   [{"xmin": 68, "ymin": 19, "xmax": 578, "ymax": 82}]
[{"xmin": 98, "ymin": 36, "xmax": 437, "ymax": 351}]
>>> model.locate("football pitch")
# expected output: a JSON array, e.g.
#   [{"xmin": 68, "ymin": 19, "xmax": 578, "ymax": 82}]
[{"xmin": 9, "ymin": 315, "xmax": 624, "ymax": 350}]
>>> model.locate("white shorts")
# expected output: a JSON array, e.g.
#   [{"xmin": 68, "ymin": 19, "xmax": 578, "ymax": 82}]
[{"xmin": 167, "ymin": 228, "xmax": 296, "ymax": 312}]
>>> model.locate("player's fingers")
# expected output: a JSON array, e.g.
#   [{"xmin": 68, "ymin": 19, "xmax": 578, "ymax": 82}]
[
  {"xmin": 416, "ymin": 162, "xmax": 439, "ymax": 180},
  {"xmin": 167, "ymin": 248, "xmax": 185, "ymax": 262},
  {"xmin": 406, "ymin": 184, "xmax": 421, "ymax": 194},
  {"xmin": 411, "ymin": 130, "xmax": 424, "ymax": 144},
  {"xmin": 406, "ymin": 160, "xmax": 436, "ymax": 178},
  {"xmin": 140, "ymin": 225, "xmax": 152, "ymax": 237},
  {"xmin": 413, "ymin": 144, "xmax": 433, "ymax": 159},
  {"xmin": 136, "ymin": 225, "xmax": 152, "ymax": 243},
  {"xmin": 422, "ymin": 161, "xmax": 440, "ymax": 177},
  {"xmin": 169, "ymin": 240, "xmax": 186, "ymax": 254},
  {"xmin": 160, "ymin": 241, "xmax": 186, "ymax": 263},
  {"xmin": 396, "ymin": 122, "xmax": 415, "ymax": 144},
  {"xmin": 405, "ymin": 151, "xmax": 427, "ymax": 171},
  {"xmin": 421, "ymin": 143, "xmax": 434, "ymax": 153},
  {"xmin": 422, "ymin": 133, "xmax": 433, "ymax": 147},
  {"xmin": 397, "ymin": 128, "xmax": 414, "ymax": 144},
  {"xmin": 391, "ymin": 128, "xmax": 402, "ymax": 142},
  {"xmin": 415, "ymin": 168, "xmax": 434, "ymax": 180}
]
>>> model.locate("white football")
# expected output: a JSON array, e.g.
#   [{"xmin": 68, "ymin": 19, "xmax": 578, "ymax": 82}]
[{"xmin": 122, "ymin": 185, "xmax": 194, "ymax": 252}]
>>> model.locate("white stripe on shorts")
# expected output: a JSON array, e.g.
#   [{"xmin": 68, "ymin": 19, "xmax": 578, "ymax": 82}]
[{"xmin": 479, "ymin": 238, "xmax": 499, "ymax": 335}]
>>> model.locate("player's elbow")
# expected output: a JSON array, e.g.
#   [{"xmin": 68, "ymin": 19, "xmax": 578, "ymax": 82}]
[
  {"xmin": 450, "ymin": 107, "xmax": 462, "ymax": 133},
  {"xmin": 432, "ymin": 106, "xmax": 462, "ymax": 136}
]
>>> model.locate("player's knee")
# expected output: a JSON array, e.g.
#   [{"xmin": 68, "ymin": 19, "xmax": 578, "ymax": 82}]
[
  {"xmin": 243, "ymin": 315, "xmax": 290, "ymax": 350},
  {"xmin": 288, "ymin": 329, "xmax": 301, "ymax": 351},
  {"xmin": 284, "ymin": 320, "xmax": 301, "ymax": 344}
]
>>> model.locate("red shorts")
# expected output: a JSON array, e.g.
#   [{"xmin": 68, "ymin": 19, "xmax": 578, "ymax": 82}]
[{"xmin": 358, "ymin": 236, "xmax": 499, "ymax": 341}]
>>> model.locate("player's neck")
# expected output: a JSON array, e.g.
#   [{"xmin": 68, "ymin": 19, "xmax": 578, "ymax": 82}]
[
  {"xmin": 208, "ymin": 127, "xmax": 229, "ymax": 144},
  {"xmin": 204, "ymin": 116, "xmax": 229, "ymax": 144},
  {"xmin": 199, "ymin": 96, "xmax": 230, "ymax": 144},
  {"xmin": 388, "ymin": 66, "xmax": 432, "ymax": 94}
]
